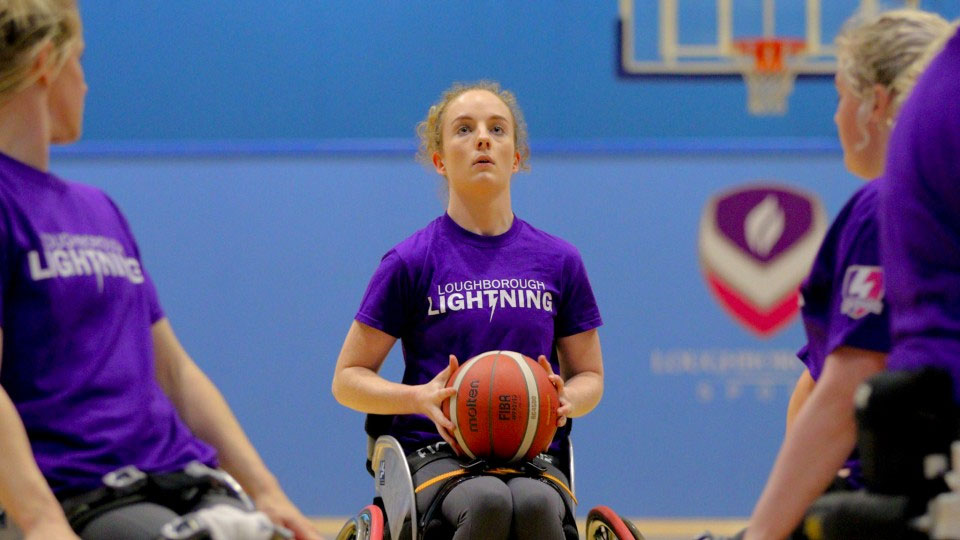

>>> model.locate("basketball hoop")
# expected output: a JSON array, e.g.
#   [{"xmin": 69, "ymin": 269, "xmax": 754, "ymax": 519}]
[{"xmin": 734, "ymin": 38, "xmax": 806, "ymax": 116}]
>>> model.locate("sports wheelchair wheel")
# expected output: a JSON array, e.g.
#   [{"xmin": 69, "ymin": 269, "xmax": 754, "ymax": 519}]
[
  {"xmin": 336, "ymin": 504, "xmax": 384, "ymax": 540},
  {"xmin": 585, "ymin": 505, "xmax": 644, "ymax": 540}
]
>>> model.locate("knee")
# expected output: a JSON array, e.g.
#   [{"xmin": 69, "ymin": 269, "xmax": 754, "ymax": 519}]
[
  {"xmin": 447, "ymin": 476, "xmax": 512, "ymax": 525},
  {"xmin": 510, "ymin": 479, "xmax": 564, "ymax": 519}
]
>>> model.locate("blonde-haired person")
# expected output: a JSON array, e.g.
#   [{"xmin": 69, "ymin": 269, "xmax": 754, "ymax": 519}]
[
  {"xmin": 332, "ymin": 82, "xmax": 604, "ymax": 539},
  {"xmin": 0, "ymin": 2, "xmax": 320, "ymax": 539},
  {"xmin": 735, "ymin": 9, "xmax": 952, "ymax": 540}
]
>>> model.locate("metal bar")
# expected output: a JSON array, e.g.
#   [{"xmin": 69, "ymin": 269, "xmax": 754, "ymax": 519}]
[
  {"xmin": 718, "ymin": 0, "xmax": 733, "ymax": 54},
  {"xmin": 660, "ymin": 0, "xmax": 679, "ymax": 65},
  {"xmin": 763, "ymin": 0, "xmax": 775, "ymax": 38},
  {"xmin": 806, "ymin": 0, "xmax": 821, "ymax": 55}
]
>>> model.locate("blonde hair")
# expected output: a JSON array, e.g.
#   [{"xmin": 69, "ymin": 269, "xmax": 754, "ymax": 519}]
[
  {"xmin": 0, "ymin": 0, "xmax": 81, "ymax": 103},
  {"xmin": 416, "ymin": 81, "xmax": 531, "ymax": 172},
  {"xmin": 890, "ymin": 19, "xmax": 960, "ymax": 113},
  {"xmin": 836, "ymin": 8, "xmax": 951, "ymax": 149}
]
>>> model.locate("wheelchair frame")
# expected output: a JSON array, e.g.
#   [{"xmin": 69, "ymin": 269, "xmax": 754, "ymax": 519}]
[{"xmin": 337, "ymin": 414, "xmax": 640, "ymax": 540}]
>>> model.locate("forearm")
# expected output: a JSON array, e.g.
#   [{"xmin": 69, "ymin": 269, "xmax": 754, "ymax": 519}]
[
  {"xmin": 0, "ymin": 388, "xmax": 71, "ymax": 534},
  {"xmin": 745, "ymin": 388, "xmax": 856, "ymax": 539},
  {"xmin": 786, "ymin": 370, "xmax": 815, "ymax": 434},
  {"xmin": 332, "ymin": 366, "xmax": 423, "ymax": 415},
  {"xmin": 176, "ymin": 363, "xmax": 281, "ymax": 500},
  {"xmin": 561, "ymin": 371, "xmax": 603, "ymax": 418}
]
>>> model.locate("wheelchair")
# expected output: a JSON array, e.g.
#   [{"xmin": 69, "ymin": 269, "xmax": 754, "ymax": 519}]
[
  {"xmin": 0, "ymin": 462, "xmax": 291, "ymax": 540},
  {"xmin": 336, "ymin": 415, "xmax": 643, "ymax": 540},
  {"xmin": 802, "ymin": 367, "xmax": 960, "ymax": 540}
]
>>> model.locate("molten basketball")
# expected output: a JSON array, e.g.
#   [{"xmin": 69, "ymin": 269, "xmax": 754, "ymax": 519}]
[{"xmin": 442, "ymin": 350, "xmax": 559, "ymax": 462}]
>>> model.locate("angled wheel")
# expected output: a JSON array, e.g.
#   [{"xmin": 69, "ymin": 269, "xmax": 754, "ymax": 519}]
[
  {"xmin": 586, "ymin": 505, "xmax": 644, "ymax": 540},
  {"xmin": 336, "ymin": 504, "xmax": 385, "ymax": 540}
]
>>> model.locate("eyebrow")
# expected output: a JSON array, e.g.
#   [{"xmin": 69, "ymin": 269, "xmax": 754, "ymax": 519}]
[{"xmin": 451, "ymin": 114, "xmax": 510, "ymax": 123}]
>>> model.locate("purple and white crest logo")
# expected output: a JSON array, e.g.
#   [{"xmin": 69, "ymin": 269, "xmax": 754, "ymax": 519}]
[
  {"xmin": 841, "ymin": 265, "xmax": 884, "ymax": 319},
  {"xmin": 699, "ymin": 184, "xmax": 827, "ymax": 336}
]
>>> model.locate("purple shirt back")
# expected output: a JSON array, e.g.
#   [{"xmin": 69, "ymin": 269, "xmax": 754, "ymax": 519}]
[
  {"xmin": 880, "ymin": 28, "xmax": 960, "ymax": 397},
  {"xmin": 798, "ymin": 180, "xmax": 890, "ymax": 381},
  {"xmin": 356, "ymin": 214, "xmax": 603, "ymax": 452},
  {"xmin": 0, "ymin": 153, "xmax": 216, "ymax": 495}
]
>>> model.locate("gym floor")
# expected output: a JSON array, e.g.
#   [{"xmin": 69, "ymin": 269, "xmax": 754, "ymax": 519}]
[{"xmin": 309, "ymin": 517, "xmax": 750, "ymax": 539}]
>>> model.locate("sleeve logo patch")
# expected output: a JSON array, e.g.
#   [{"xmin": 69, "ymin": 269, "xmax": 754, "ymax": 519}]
[{"xmin": 841, "ymin": 265, "xmax": 884, "ymax": 319}]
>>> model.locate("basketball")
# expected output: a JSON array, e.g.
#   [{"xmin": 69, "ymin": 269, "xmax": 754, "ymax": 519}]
[{"xmin": 442, "ymin": 350, "xmax": 559, "ymax": 463}]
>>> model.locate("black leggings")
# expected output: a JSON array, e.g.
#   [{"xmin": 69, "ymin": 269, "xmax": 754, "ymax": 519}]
[
  {"xmin": 412, "ymin": 457, "xmax": 569, "ymax": 540},
  {"xmin": 77, "ymin": 492, "xmax": 247, "ymax": 540}
]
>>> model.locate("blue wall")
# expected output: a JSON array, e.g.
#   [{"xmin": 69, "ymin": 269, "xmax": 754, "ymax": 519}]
[
  {"xmin": 53, "ymin": 150, "xmax": 858, "ymax": 516},
  {"xmin": 77, "ymin": 2, "xmax": 838, "ymax": 141},
  {"xmin": 34, "ymin": 0, "xmax": 960, "ymax": 518}
]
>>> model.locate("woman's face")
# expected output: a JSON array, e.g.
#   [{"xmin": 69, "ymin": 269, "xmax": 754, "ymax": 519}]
[
  {"xmin": 834, "ymin": 72, "xmax": 886, "ymax": 179},
  {"xmin": 433, "ymin": 89, "xmax": 520, "ymax": 195},
  {"xmin": 48, "ymin": 39, "xmax": 87, "ymax": 144}
]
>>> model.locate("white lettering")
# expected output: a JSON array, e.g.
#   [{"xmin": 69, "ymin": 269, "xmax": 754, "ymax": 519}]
[
  {"xmin": 27, "ymin": 234, "xmax": 146, "ymax": 288},
  {"xmin": 525, "ymin": 290, "xmax": 542, "ymax": 310},
  {"xmin": 68, "ymin": 249, "xmax": 92, "ymax": 275},
  {"xmin": 448, "ymin": 293, "xmax": 464, "ymax": 311},
  {"xmin": 466, "ymin": 291, "xmax": 483, "ymax": 309},
  {"xmin": 28, "ymin": 251, "xmax": 56, "ymax": 280},
  {"xmin": 52, "ymin": 250, "xmax": 74, "ymax": 277},
  {"xmin": 543, "ymin": 292, "xmax": 554, "ymax": 312},
  {"xmin": 95, "ymin": 251, "xmax": 117, "ymax": 276},
  {"xmin": 125, "ymin": 258, "xmax": 144, "ymax": 284}
]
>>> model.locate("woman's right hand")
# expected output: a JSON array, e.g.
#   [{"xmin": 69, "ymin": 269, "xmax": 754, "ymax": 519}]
[
  {"xmin": 25, "ymin": 521, "xmax": 80, "ymax": 540},
  {"xmin": 414, "ymin": 355, "xmax": 460, "ymax": 451}
]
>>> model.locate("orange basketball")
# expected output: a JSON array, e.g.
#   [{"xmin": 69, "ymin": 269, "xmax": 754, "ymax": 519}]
[{"xmin": 442, "ymin": 350, "xmax": 559, "ymax": 463}]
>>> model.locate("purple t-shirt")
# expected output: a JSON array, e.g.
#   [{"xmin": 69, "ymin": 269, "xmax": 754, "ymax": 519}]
[
  {"xmin": 797, "ymin": 180, "xmax": 890, "ymax": 486},
  {"xmin": 0, "ymin": 153, "xmax": 216, "ymax": 495},
  {"xmin": 880, "ymin": 28, "xmax": 960, "ymax": 398},
  {"xmin": 798, "ymin": 180, "xmax": 890, "ymax": 381},
  {"xmin": 356, "ymin": 213, "xmax": 603, "ymax": 453}
]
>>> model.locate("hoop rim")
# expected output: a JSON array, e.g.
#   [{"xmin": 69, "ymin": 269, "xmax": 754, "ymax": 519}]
[{"xmin": 733, "ymin": 37, "xmax": 807, "ymax": 73}]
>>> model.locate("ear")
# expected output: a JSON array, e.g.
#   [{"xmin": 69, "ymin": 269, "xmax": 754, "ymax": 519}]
[
  {"xmin": 871, "ymin": 84, "xmax": 893, "ymax": 126},
  {"xmin": 31, "ymin": 42, "xmax": 56, "ymax": 87},
  {"xmin": 512, "ymin": 151, "xmax": 521, "ymax": 173},
  {"xmin": 432, "ymin": 152, "xmax": 446, "ymax": 175}
]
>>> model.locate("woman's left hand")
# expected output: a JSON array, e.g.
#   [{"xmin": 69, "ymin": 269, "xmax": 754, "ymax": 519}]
[
  {"xmin": 254, "ymin": 488, "xmax": 324, "ymax": 540},
  {"xmin": 538, "ymin": 355, "xmax": 571, "ymax": 427}
]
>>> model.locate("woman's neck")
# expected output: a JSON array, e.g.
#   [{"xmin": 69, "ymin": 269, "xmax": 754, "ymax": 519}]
[
  {"xmin": 0, "ymin": 88, "xmax": 51, "ymax": 171},
  {"xmin": 446, "ymin": 187, "xmax": 514, "ymax": 236}
]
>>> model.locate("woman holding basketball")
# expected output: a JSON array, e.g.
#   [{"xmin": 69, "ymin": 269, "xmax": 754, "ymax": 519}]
[
  {"xmin": 332, "ymin": 82, "xmax": 604, "ymax": 539},
  {"xmin": 739, "ymin": 10, "xmax": 951, "ymax": 540},
  {"xmin": 0, "ymin": 2, "xmax": 319, "ymax": 539}
]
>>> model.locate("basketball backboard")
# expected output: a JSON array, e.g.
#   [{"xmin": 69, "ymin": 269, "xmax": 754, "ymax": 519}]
[
  {"xmin": 617, "ymin": 0, "xmax": 956, "ymax": 114},
  {"xmin": 618, "ymin": 0, "xmax": 933, "ymax": 75}
]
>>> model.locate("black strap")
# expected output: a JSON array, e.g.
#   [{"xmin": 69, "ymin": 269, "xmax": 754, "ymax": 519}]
[{"xmin": 59, "ymin": 469, "xmax": 228, "ymax": 533}]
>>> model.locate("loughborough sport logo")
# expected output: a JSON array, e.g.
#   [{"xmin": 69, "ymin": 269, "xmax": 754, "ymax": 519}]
[{"xmin": 699, "ymin": 184, "xmax": 827, "ymax": 336}]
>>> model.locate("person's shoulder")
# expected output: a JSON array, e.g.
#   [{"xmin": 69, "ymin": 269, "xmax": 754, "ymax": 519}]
[
  {"xmin": 847, "ymin": 180, "xmax": 882, "ymax": 219},
  {"xmin": 517, "ymin": 218, "xmax": 582, "ymax": 258},
  {"xmin": 830, "ymin": 181, "xmax": 882, "ymax": 262},
  {"xmin": 64, "ymin": 180, "xmax": 128, "ymax": 218},
  {"xmin": 389, "ymin": 215, "xmax": 446, "ymax": 262},
  {"xmin": 66, "ymin": 179, "xmax": 110, "ymax": 200}
]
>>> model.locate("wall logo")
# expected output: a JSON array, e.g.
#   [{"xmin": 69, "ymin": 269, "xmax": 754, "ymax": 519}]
[
  {"xmin": 699, "ymin": 184, "xmax": 827, "ymax": 336},
  {"xmin": 841, "ymin": 265, "xmax": 884, "ymax": 319}
]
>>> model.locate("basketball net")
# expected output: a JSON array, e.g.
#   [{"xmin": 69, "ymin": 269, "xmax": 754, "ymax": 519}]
[{"xmin": 734, "ymin": 39, "xmax": 806, "ymax": 116}]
